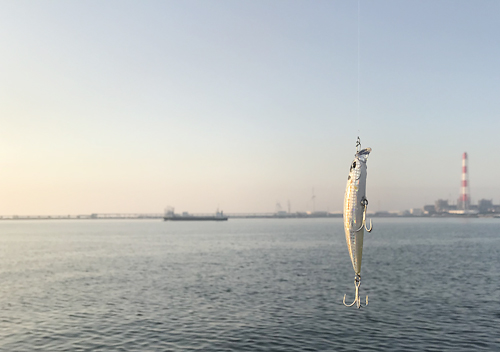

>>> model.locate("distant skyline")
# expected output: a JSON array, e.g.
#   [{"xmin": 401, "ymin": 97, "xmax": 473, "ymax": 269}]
[{"xmin": 1, "ymin": 0, "xmax": 499, "ymax": 215}]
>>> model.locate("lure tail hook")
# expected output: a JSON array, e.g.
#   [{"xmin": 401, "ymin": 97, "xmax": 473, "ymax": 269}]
[{"xmin": 343, "ymin": 274, "xmax": 368, "ymax": 309}]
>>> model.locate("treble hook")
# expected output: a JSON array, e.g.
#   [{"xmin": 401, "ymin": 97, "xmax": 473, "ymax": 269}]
[
  {"xmin": 355, "ymin": 136, "xmax": 361, "ymax": 153},
  {"xmin": 343, "ymin": 274, "xmax": 368, "ymax": 309},
  {"xmin": 354, "ymin": 198, "xmax": 373, "ymax": 233}
]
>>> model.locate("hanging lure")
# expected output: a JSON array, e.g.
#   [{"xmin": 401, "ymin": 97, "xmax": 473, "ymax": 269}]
[{"xmin": 343, "ymin": 137, "xmax": 372, "ymax": 308}]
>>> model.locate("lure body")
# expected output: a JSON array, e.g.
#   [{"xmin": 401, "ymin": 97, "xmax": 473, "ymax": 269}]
[
  {"xmin": 342, "ymin": 142, "xmax": 372, "ymax": 308},
  {"xmin": 343, "ymin": 147, "xmax": 371, "ymax": 276}
]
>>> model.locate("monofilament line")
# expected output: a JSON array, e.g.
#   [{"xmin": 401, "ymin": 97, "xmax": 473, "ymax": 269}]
[{"xmin": 357, "ymin": 0, "xmax": 360, "ymax": 135}]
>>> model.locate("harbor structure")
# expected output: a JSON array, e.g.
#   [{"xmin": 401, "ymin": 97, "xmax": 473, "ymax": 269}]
[
  {"xmin": 163, "ymin": 207, "xmax": 228, "ymax": 221},
  {"xmin": 450, "ymin": 152, "xmax": 478, "ymax": 215},
  {"xmin": 457, "ymin": 152, "xmax": 470, "ymax": 211}
]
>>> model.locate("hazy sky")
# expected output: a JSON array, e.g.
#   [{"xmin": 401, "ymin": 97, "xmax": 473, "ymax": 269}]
[{"xmin": 1, "ymin": 0, "xmax": 499, "ymax": 215}]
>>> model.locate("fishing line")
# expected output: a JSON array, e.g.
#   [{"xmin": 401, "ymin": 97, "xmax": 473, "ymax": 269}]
[{"xmin": 357, "ymin": 0, "xmax": 361, "ymax": 136}]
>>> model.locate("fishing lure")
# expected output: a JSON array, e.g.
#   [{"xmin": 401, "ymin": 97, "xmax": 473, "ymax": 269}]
[{"xmin": 343, "ymin": 137, "xmax": 372, "ymax": 308}]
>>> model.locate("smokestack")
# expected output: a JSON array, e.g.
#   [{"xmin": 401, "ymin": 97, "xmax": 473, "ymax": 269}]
[{"xmin": 459, "ymin": 152, "xmax": 470, "ymax": 210}]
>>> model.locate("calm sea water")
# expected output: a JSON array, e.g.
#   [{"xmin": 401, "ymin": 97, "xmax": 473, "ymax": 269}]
[{"xmin": 0, "ymin": 218, "xmax": 499, "ymax": 351}]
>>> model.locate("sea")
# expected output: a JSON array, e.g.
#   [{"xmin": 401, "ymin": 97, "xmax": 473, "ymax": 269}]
[{"xmin": 0, "ymin": 218, "xmax": 499, "ymax": 351}]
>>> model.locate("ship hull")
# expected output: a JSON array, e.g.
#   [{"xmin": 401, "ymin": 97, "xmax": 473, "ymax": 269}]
[{"xmin": 163, "ymin": 216, "xmax": 228, "ymax": 221}]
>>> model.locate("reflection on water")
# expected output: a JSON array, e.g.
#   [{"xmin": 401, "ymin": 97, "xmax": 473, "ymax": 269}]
[{"xmin": 0, "ymin": 218, "xmax": 499, "ymax": 351}]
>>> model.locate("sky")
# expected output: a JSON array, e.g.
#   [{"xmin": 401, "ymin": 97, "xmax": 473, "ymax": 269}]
[{"xmin": 1, "ymin": 0, "xmax": 499, "ymax": 215}]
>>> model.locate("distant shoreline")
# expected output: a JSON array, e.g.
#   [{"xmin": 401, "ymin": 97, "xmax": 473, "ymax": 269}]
[{"xmin": 0, "ymin": 213, "xmax": 498, "ymax": 220}]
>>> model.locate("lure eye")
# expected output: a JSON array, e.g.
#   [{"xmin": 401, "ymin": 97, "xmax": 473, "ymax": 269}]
[{"xmin": 352, "ymin": 161, "xmax": 356, "ymax": 169}]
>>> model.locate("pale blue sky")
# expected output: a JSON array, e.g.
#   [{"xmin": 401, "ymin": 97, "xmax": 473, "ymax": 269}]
[{"xmin": 1, "ymin": 0, "xmax": 499, "ymax": 214}]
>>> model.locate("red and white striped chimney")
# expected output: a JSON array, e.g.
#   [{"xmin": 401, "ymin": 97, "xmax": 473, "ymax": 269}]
[{"xmin": 459, "ymin": 152, "xmax": 470, "ymax": 210}]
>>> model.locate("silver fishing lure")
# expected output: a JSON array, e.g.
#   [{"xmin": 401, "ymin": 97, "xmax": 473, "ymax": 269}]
[{"xmin": 343, "ymin": 137, "xmax": 372, "ymax": 308}]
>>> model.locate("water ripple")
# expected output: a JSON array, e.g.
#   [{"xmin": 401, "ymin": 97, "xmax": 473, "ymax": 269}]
[{"xmin": 0, "ymin": 219, "xmax": 499, "ymax": 351}]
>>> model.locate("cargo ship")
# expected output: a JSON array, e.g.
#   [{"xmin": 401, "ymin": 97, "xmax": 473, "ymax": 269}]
[{"xmin": 163, "ymin": 208, "xmax": 228, "ymax": 221}]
